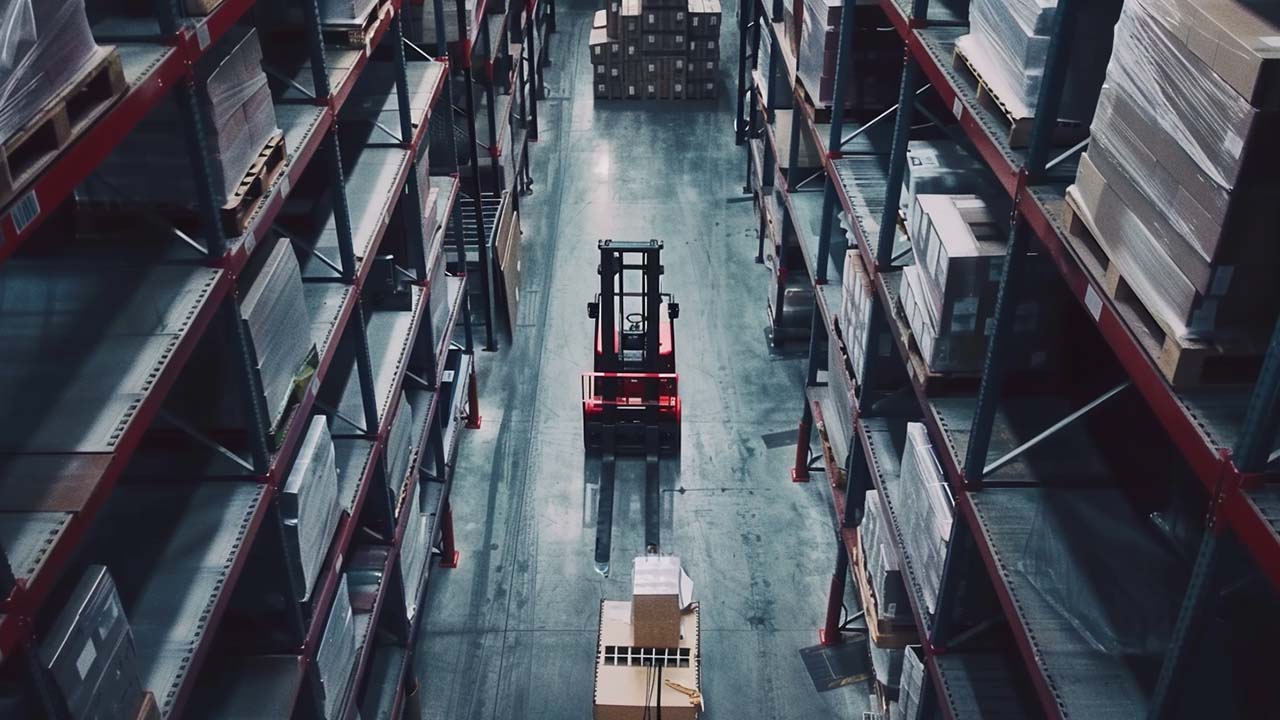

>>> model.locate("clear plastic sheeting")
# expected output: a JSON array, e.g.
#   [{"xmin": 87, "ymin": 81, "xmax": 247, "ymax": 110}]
[
  {"xmin": 400, "ymin": 481, "xmax": 429, "ymax": 621},
  {"xmin": 241, "ymin": 237, "xmax": 317, "ymax": 431},
  {"xmin": 79, "ymin": 28, "xmax": 279, "ymax": 205},
  {"xmin": 386, "ymin": 392, "xmax": 415, "ymax": 488},
  {"xmin": 1017, "ymin": 490, "xmax": 1185, "ymax": 656},
  {"xmin": 863, "ymin": 489, "xmax": 911, "ymax": 628},
  {"xmin": 282, "ymin": 416, "xmax": 342, "ymax": 603},
  {"xmin": 0, "ymin": 0, "xmax": 101, "ymax": 141},
  {"xmin": 960, "ymin": 0, "xmax": 1116, "ymax": 122},
  {"xmin": 895, "ymin": 646, "xmax": 926, "ymax": 720},
  {"xmin": 891, "ymin": 423, "xmax": 952, "ymax": 616},
  {"xmin": 317, "ymin": 575, "xmax": 357, "ymax": 719},
  {"xmin": 318, "ymin": 0, "xmax": 381, "ymax": 24}
]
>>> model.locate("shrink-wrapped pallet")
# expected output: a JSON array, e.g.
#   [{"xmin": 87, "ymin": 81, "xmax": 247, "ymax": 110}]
[
  {"xmin": 317, "ymin": 575, "xmax": 357, "ymax": 718},
  {"xmin": 0, "ymin": 0, "xmax": 102, "ymax": 141},
  {"xmin": 282, "ymin": 416, "xmax": 342, "ymax": 602},
  {"xmin": 863, "ymin": 489, "xmax": 910, "ymax": 628},
  {"xmin": 891, "ymin": 423, "xmax": 950, "ymax": 616},
  {"xmin": 241, "ymin": 238, "xmax": 317, "ymax": 431},
  {"xmin": 386, "ymin": 392, "xmax": 416, "ymax": 490},
  {"xmin": 400, "ymin": 481, "xmax": 429, "ymax": 620},
  {"xmin": 1071, "ymin": 0, "xmax": 1280, "ymax": 341},
  {"xmin": 79, "ymin": 28, "xmax": 279, "ymax": 206}
]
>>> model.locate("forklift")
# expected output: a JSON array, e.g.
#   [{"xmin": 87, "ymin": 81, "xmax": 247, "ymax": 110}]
[{"xmin": 582, "ymin": 239, "xmax": 680, "ymax": 574}]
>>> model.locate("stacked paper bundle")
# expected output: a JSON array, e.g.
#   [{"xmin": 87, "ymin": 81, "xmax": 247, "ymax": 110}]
[
  {"xmin": 0, "ymin": 0, "xmax": 103, "ymax": 142},
  {"xmin": 892, "ymin": 646, "xmax": 926, "ymax": 719},
  {"xmin": 80, "ymin": 28, "xmax": 279, "ymax": 206},
  {"xmin": 240, "ymin": 238, "xmax": 317, "ymax": 431},
  {"xmin": 317, "ymin": 575, "xmax": 358, "ymax": 719},
  {"xmin": 892, "ymin": 423, "xmax": 951, "ymax": 615},
  {"xmin": 400, "ymin": 482, "xmax": 429, "ymax": 620},
  {"xmin": 282, "ymin": 417, "xmax": 342, "ymax": 602},
  {"xmin": 386, "ymin": 392, "xmax": 416, "ymax": 492}
]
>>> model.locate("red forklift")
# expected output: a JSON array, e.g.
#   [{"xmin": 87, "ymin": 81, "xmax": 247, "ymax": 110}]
[{"xmin": 582, "ymin": 239, "xmax": 680, "ymax": 573}]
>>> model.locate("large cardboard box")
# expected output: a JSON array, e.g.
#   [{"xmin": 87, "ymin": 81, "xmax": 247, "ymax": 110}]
[
  {"xmin": 1176, "ymin": 0, "xmax": 1280, "ymax": 108},
  {"xmin": 595, "ymin": 600, "xmax": 701, "ymax": 720},
  {"xmin": 632, "ymin": 556, "xmax": 694, "ymax": 648}
]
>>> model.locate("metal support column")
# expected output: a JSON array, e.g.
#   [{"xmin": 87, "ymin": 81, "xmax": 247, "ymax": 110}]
[
  {"xmin": 813, "ymin": 0, "xmax": 858, "ymax": 284},
  {"xmin": 819, "ymin": 538, "xmax": 850, "ymax": 645},
  {"xmin": 735, "ymin": 0, "xmax": 753, "ymax": 146},
  {"xmin": 525, "ymin": 0, "xmax": 540, "ymax": 141},
  {"xmin": 458, "ymin": 0, "xmax": 498, "ymax": 351},
  {"xmin": 438, "ymin": 499, "xmax": 460, "ymax": 568}
]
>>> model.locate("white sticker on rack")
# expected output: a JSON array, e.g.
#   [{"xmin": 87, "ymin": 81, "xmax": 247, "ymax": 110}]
[
  {"xmin": 442, "ymin": 370, "xmax": 456, "ymax": 383},
  {"xmin": 1084, "ymin": 285, "xmax": 1103, "ymax": 321},
  {"xmin": 197, "ymin": 24, "xmax": 212, "ymax": 50},
  {"xmin": 280, "ymin": 174, "xmax": 291, "ymax": 197},
  {"xmin": 9, "ymin": 190, "xmax": 39, "ymax": 234},
  {"xmin": 76, "ymin": 639, "xmax": 97, "ymax": 680},
  {"xmin": 951, "ymin": 97, "xmax": 963, "ymax": 120}
]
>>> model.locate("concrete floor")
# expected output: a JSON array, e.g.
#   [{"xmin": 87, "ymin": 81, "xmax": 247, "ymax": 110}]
[{"xmin": 417, "ymin": 1, "xmax": 867, "ymax": 716}]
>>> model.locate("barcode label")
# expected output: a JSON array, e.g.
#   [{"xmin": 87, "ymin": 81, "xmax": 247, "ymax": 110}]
[
  {"xmin": 442, "ymin": 370, "xmax": 455, "ymax": 383},
  {"xmin": 951, "ymin": 97, "xmax": 963, "ymax": 119},
  {"xmin": 197, "ymin": 24, "xmax": 212, "ymax": 50},
  {"xmin": 9, "ymin": 190, "xmax": 39, "ymax": 234},
  {"xmin": 1084, "ymin": 285, "xmax": 1103, "ymax": 321}
]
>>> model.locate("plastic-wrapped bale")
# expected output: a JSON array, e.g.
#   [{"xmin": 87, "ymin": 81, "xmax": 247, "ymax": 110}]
[
  {"xmin": 898, "ymin": 141, "xmax": 1004, "ymax": 219},
  {"xmin": 78, "ymin": 28, "xmax": 279, "ymax": 207},
  {"xmin": 39, "ymin": 566, "xmax": 143, "ymax": 720},
  {"xmin": 896, "ymin": 645, "xmax": 925, "ymax": 720},
  {"xmin": 903, "ymin": 194, "xmax": 1052, "ymax": 374},
  {"xmin": 317, "ymin": 574, "xmax": 357, "ymax": 719},
  {"xmin": 863, "ymin": 490, "xmax": 911, "ymax": 629},
  {"xmin": 958, "ymin": 0, "xmax": 1116, "ymax": 123},
  {"xmin": 428, "ymin": 245, "xmax": 451, "ymax": 353},
  {"xmin": 386, "ymin": 392, "xmax": 416, "ymax": 491},
  {"xmin": 241, "ymin": 237, "xmax": 318, "ymax": 433},
  {"xmin": 317, "ymin": 0, "xmax": 381, "ymax": 24},
  {"xmin": 838, "ymin": 235, "xmax": 898, "ymax": 385},
  {"xmin": 422, "ymin": 186, "xmax": 442, "ymax": 266},
  {"xmin": 407, "ymin": 0, "xmax": 475, "ymax": 46},
  {"xmin": 1070, "ymin": 0, "xmax": 1280, "ymax": 341},
  {"xmin": 892, "ymin": 423, "xmax": 950, "ymax": 616},
  {"xmin": 400, "ymin": 482, "xmax": 429, "ymax": 620},
  {"xmin": 795, "ymin": 0, "xmax": 902, "ymax": 108},
  {"xmin": 282, "ymin": 417, "xmax": 342, "ymax": 602},
  {"xmin": 870, "ymin": 642, "xmax": 905, "ymax": 699},
  {"xmin": 0, "ymin": 0, "xmax": 103, "ymax": 142},
  {"xmin": 1017, "ymin": 489, "xmax": 1184, "ymax": 656}
]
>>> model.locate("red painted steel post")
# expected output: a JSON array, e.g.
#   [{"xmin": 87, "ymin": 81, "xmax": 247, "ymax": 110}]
[
  {"xmin": 819, "ymin": 542, "xmax": 849, "ymax": 645},
  {"xmin": 439, "ymin": 499, "xmax": 460, "ymax": 568}
]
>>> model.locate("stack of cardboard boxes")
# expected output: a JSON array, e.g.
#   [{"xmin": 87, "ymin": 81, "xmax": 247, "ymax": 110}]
[
  {"xmin": 588, "ymin": 0, "xmax": 721, "ymax": 100},
  {"xmin": 793, "ymin": 0, "xmax": 901, "ymax": 109},
  {"xmin": 1069, "ymin": 0, "xmax": 1280, "ymax": 347}
]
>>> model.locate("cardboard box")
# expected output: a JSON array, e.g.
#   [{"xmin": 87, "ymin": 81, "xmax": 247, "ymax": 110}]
[
  {"xmin": 632, "ymin": 556, "xmax": 694, "ymax": 648},
  {"xmin": 593, "ymin": 8, "xmax": 607, "ymax": 29},
  {"xmin": 1176, "ymin": 0, "xmax": 1280, "ymax": 108},
  {"xmin": 644, "ymin": 32, "xmax": 661, "ymax": 53},
  {"xmin": 594, "ymin": 600, "xmax": 701, "ymax": 720},
  {"xmin": 135, "ymin": 692, "xmax": 160, "ymax": 720}
]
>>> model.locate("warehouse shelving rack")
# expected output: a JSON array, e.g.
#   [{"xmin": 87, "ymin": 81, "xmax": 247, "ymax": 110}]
[
  {"xmin": 737, "ymin": 0, "xmax": 1280, "ymax": 717},
  {"xmin": 0, "ymin": 0, "xmax": 518, "ymax": 716}
]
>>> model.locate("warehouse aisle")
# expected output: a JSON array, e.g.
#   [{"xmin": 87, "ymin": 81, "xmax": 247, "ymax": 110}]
[{"xmin": 418, "ymin": 1, "xmax": 864, "ymax": 716}]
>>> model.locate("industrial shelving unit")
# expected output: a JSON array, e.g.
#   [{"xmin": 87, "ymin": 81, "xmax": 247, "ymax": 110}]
[
  {"xmin": 737, "ymin": 0, "xmax": 1280, "ymax": 718},
  {"xmin": 0, "ymin": 0, "xmax": 549, "ymax": 715}
]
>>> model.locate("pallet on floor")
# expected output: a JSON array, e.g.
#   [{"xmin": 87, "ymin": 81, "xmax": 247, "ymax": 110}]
[
  {"xmin": 951, "ymin": 38, "xmax": 1086, "ymax": 149},
  {"xmin": 1062, "ymin": 189, "xmax": 1266, "ymax": 387},
  {"xmin": 76, "ymin": 131, "xmax": 288, "ymax": 239},
  {"xmin": 0, "ymin": 47, "xmax": 127, "ymax": 206}
]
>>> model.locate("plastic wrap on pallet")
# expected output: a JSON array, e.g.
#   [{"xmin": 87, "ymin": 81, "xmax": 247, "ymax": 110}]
[
  {"xmin": 407, "ymin": 0, "xmax": 475, "ymax": 46},
  {"xmin": 78, "ymin": 27, "xmax": 278, "ymax": 205},
  {"xmin": 892, "ymin": 423, "xmax": 951, "ymax": 616},
  {"xmin": 317, "ymin": 574, "xmax": 357, "ymax": 719},
  {"xmin": 317, "ymin": 0, "xmax": 381, "ymax": 24},
  {"xmin": 796, "ymin": 0, "xmax": 902, "ymax": 108},
  {"xmin": 961, "ymin": 0, "xmax": 1116, "ymax": 122},
  {"xmin": 401, "ymin": 481, "xmax": 429, "ymax": 620},
  {"xmin": 0, "ymin": 0, "xmax": 101, "ymax": 141},
  {"xmin": 40, "ymin": 566, "xmax": 143, "ymax": 720},
  {"xmin": 897, "ymin": 645, "xmax": 925, "ymax": 720},
  {"xmin": 387, "ymin": 392, "xmax": 416, "ymax": 489},
  {"xmin": 241, "ymin": 237, "xmax": 317, "ymax": 430},
  {"xmin": 863, "ymin": 490, "xmax": 911, "ymax": 628},
  {"xmin": 282, "ymin": 416, "xmax": 342, "ymax": 602},
  {"xmin": 1017, "ymin": 490, "xmax": 1184, "ymax": 656}
]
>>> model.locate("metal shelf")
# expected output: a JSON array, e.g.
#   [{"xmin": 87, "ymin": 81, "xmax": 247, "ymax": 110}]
[
  {"xmin": 86, "ymin": 480, "xmax": 269, "ymax": 718},
  {"xmin": 188, "ymin": 656, "xmax": 307, "ymax": 720},
  {"xmin": 0, "ymin": 0, "xmax": 259, "ymax": 257}
]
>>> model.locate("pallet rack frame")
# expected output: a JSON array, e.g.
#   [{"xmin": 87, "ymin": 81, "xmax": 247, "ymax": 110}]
[
  {"xmin": 0, "ymin": 0, "xmax": 549, "ymax": 714},
  {"xmin": 737, "ymin": 0, "xmax": 1280, "ymax": 717}
]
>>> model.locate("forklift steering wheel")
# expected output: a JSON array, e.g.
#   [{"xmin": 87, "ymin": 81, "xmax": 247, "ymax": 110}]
[{"xmin": 625, "ymin": 312, "xmax": 645, "ymax": 330}]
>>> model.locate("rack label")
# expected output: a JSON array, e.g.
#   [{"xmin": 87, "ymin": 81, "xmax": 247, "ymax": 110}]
[
  {"xmin": 951, "ymin": 97, "xmax": 963, "ymax": 120},
  {"xmin": 197, "ymin": 24, "xmax": 212, "ymax": 50},
  {"xmin": 9, "ymin": 190, "xmax": 39, "ymax": 234},
  {"xmin": 442, "ymin": 370, "xmax": 455, "ymax": 383},
  {"xmin": 1085, "ymin": 285, "xmax": 1103, "ymax": 321}
]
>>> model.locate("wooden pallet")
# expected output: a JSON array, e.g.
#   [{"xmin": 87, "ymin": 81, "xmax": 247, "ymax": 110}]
[
  {"xmin": 888, "ymin": 278, "xmax": 982, "ymax": 394},
  {"xmin": 852, "ymin": 529, "xmax": 918, "ymax": 649},
  {"xmin": 77, "ymin": 131, "xmax": 288, "ymax": 238},
  {"xmin": 951, "ymin": 40, "xmax": 1086, "ymax": 149},
  {"xmin": 0, "ymin": 47, "xmax": 127, "ymax": 206},
  {"xmin": 321, "ymin": 0, "xmax": 395, "ymax": 49},
  {"xmin": 1063, "ymin": 190, "xmax": 1267, "ymax": 386}
]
